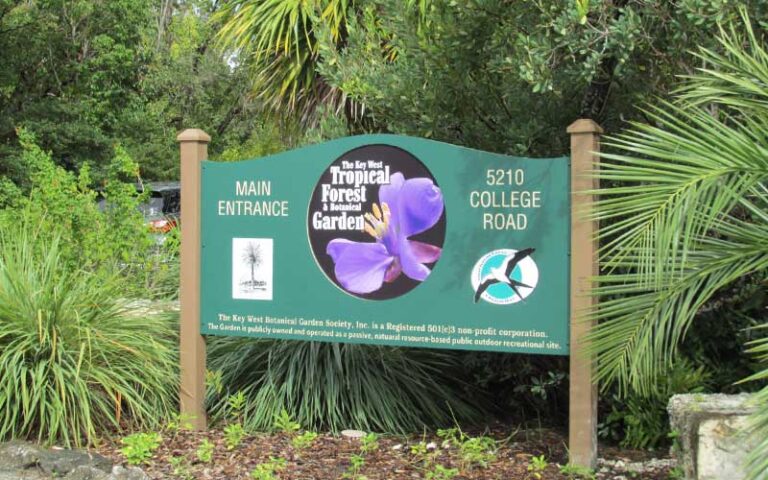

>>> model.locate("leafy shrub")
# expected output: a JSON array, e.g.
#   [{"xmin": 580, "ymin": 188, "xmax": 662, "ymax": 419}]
[
  {"xmin": 121, "ymin": 432, "xmax": 163, "ymax": 465},
  {"xmin": 0, "ymin": 224, "xmax": 178, "ymax": 446},
  {"xmin": 250, "ymin": 457, "xmax": 287, "ymax": 480},
  {"xmin": 207, "ymin": 338, "xmax": 481, "ymax": 433},
  {"xmin": 196, "ymin": 438, "xmax": 215, "ymax": 463},
  {"xmin": 607, "ymin": 361, "xmax": 708, "ymax": 448},
  {"xmin": 1, "ymin": 128, "xmax": 179, "ymax": 299},
  {"xmin": 425, "ymin": 464, "xmax": 459, "ymax": 480},
  {"xmin": 291, "ymin": 431, "xmax": 318, "ymax": 450},
  {"xmin": 457, "ymin": 436, "xmax": 496, "ymax": 470},
  {"xmin": 273, "ymin": 409, "xmax": 301, "ymax": 434},
  {"xmin": 527, "ymin": 455, "xmax": 548, "ymax": 479},
  {"xmin": 165, "ymin": 412, "xmax": 195, "ymax": 435},
  {"xmin": 599, "ymin": 360, "xmax": 709, "ymax": 448},
  {"xmin": 223, "ymin": 423, "xmax": 246, "ymax": 450},
  {"xmin": 461, "ymin": 352, "xmax": 568, "ymax": 425}
]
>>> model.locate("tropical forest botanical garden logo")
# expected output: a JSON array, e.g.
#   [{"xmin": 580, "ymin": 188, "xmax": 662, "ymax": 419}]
[
  {"xmin": 471, "ymin": 248, "xmax": 539, "ymax": 305},
  {"xmin": 308, "ymin": 145, "xmax": 446, "ymax": 300}
]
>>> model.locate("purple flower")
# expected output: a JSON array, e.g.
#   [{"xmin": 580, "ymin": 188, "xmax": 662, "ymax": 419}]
[{"xmin": 327, "ymin": 172, "xmax": 444, "ymax": 294}]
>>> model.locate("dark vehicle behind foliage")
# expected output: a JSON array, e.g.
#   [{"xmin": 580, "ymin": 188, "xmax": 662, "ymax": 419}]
[{"xmin": 98, "ymin": 181, "xmax": 180, "ymax": 235}]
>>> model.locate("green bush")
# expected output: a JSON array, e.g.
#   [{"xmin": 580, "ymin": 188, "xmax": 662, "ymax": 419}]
[
  {"xmin": 461, "ymin": 352, "xmax": 568, "ymax": 426},
  {"xmin": 120, "ymin": 432, "xmax": 163, "ymax": 465},
  {"xmin": 1, "ymin": 128, "xmax": 179, "ymax": 299},
  {"xmin": 599, "ymin": 360, "xmax": 709, "ymax": 449},
  {"xmin": 0, "ymin": 224, "xmax": 178, "ymax": 446},
  {"xmin": 207, "ymin": 338, "xmax": 482, "ymax": 433}
]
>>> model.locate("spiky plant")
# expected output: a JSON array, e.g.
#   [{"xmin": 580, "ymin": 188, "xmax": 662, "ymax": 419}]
[
  {"xmin": 588, "ymin": 14, "xmax": 768, "ymax": 477},
  {"xmin": 207, "ymin": 337, "xmax": 481, "ymax": 433},
  {"xmin": 0, "ymin": 222, "xmax": 178, "ymax": 446},
  {"xmin": 214, "ymin": 0, "xmax": 354, "ymax": 123}
]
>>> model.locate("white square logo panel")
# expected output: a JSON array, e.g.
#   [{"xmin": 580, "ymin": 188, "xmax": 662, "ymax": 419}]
[{"xmin": 232, "ymin": 238, "xmax": 273, "ymax": 300}]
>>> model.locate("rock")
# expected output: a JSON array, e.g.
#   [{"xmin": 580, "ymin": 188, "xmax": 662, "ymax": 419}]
[
  {"xmin": 698, "ymin": 415, "xmax": 758, "ymax": 480},
  {"xmin": 64, "ymin": 465, "xmax": 110, "ymax": 480},
  {"xmin": 108, "ymin": 466, "xmax": 150, "ymax": 480},
  {"xmin": 340, "ymin": 430, "xmax": 366, "ymax": 439},
  {"xmin": 38, "ymin": 449, "xmax": 111, "ymax": 476},
  {"xmin": 668, "ymin": 393, "xmax": 764, "ymax": 480},
  {"xmin": 0, "ymin": 442, "xmax": 43, "ymax": 469},
  {"xmin": 0, "ymin": 471, "xmax": 47, "ymax": 480},
  {"xmin": 596, "ymin": 456, "xmax": 677, "ymax": 479},
  {"xmin": 0, "ymin": 442, "xmax": 128, "ymax": 480}
]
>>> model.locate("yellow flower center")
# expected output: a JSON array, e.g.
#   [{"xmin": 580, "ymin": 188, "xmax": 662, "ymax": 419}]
[{"xmin": 363, "ymin": 202, "xmax": 391, "ymax": 239}]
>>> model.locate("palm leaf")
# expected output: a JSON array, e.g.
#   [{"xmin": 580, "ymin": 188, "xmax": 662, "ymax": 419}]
[
  {"xmin": 587, "ymin": 11, "xmax": 768, "ymax": 479},
  {"xmin": 214, "ymin": 0, "xmax": 352, "ymax": 122}
]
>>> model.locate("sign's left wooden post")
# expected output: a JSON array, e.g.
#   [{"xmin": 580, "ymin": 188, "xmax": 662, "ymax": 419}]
[{"xmin": 177, "ymin": 128, "xmax": 209, "ymax": 430}]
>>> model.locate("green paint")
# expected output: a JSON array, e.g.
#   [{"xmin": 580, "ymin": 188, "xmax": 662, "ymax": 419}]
[{"xmin": 200, "ymin": 135, "xmax": 570, "ymax": 355}]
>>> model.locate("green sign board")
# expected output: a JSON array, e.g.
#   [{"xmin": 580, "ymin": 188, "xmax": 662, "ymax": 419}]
[{"xmin": 200, "ymin": 135, "xmax": 570, "ymax": 355}]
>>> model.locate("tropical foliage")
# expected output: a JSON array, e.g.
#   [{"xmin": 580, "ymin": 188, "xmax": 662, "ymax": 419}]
[
  {"xmin": 1, "ymin": 128, "xmax": 179, "ymax": 298},
  {"xmin": 0, "ymin": 0, "xmax": 286, "ymax": 182},
  {"xmin": 587, "ymin": 17, "xmax": 768, "ymax": 476},
  {"xmin": 0, "ymin": 223, "xmax": 178, "ymax": 446},
  {"xmin": 207, "ymin": 338, "xmax": 481, "ymax": 433},
  {"xmin": 1, "ymin": 0, "xmax": 766, "ymax": 460},
  {"xmin": 215, "ymin": 0, "xmax": 354, "ymax": 122},
  {"xmin": 316, "ymin": 0, "xmax": 768, "ymax": 154},
  {"xmin": 0, "ymin": 129, "xmax": 180, "ymax": 447}
]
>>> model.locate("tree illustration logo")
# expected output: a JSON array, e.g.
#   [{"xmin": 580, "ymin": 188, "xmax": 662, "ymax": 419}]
[{"xmin": 232, "ymin": 238, "xmax": 273, "ymax": 300}]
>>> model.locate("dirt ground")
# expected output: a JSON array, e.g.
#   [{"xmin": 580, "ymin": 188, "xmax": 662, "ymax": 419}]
[{"xmin": 95, "ymin": 426, "xmax": 675, "ymax": 479}]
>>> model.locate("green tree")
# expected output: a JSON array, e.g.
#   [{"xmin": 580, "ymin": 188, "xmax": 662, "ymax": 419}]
[
  {"xmin": 587, "ymin": 18, "xmax": 768, "ymax": 478},
  {"xmin": 0, "ymin": 0, "xmax": 153, "ymax": 179},
  {"xmin": 0, "ymin": 0, "xmax": 288, "ymax": 182},
  {"xmin": 316, "ymin": 0, "xmax": 768, "ymax": 155},
  {"xmin": 122, "ymin": 0, "xmax": 277, "ymax": 178},
  {"xmin": 214, "ymin": 0, "xmax": 354, "ymax": 122}
]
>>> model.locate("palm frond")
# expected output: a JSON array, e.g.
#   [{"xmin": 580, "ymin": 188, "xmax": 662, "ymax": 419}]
[
  {"xmin": 590, "ymin": 215, "xmax": 768, "ymax": 396},
  {"xmin": 742, "ymin": 325, "xmax": 768, "ymax": 476},
  {"xmin": 594, "ymin": 103, "xmax": 768, "ymax": 286},
  {"xmin": 680, "ymin": 13, "xmax": 768, "ymax": 112},
  {"xmin": 214, "ymin": 0, "xmax": 352, "ymax": 121},
  {"xmin": 587, "ymin": 14, "xmax": 768, "ymax": 479}
]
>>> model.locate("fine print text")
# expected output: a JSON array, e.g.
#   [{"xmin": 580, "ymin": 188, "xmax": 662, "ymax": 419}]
[{"xmin": 209, "ymin": 312, "xmax": 563, "ymax": 353}]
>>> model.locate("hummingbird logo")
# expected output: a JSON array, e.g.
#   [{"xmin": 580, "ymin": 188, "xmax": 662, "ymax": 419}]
[{"xmin": 471, "ymin": 248, "xmax": 538, "ymax": 305}]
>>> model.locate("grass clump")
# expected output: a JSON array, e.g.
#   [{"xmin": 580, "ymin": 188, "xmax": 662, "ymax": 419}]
[
  {"xmin": 0, "ymin": 224, "xmax": 178, "ymax": 446},
  {"xmin": 207, "ymin": 338, "xmax": 481, "ymax": 433}
]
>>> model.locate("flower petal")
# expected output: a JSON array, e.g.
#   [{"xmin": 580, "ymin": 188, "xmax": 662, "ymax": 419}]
[
  {"xmin": 398, "ymin": 178, "xmax": 444, "ymax": 236},
  {"xmin": 378, "ymin": 171, "xmax": 405, "ymax": 205},
  {"xmin": 326, "ymin": 238, "xmax": 355, "ymax": 261},
  {"xmin": 398, "ymin": 239, "xmax": 431, "ymax": 282},
  {"xmin": 408, "ymin": 240, "xmax": 441, "ymax": 264},
  {"xmin": 378, "ymin": 172, "xmax": 405, "ymax": 231},
  {"xmin": 384, "ymin": 257, "xmax": 402, "ymax": 283},
  {"xmin": 326, "ymin": 239, "xmax": 394, "ymax": 294}
]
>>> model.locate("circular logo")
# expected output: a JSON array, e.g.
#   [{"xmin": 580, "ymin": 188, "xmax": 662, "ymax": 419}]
[
  {"xmin": 308, "ymin": 145, "xmax": 446, "ymax": 300},
  {"xmin": 470, "ymin": 248, "xmax": 539, "ymax": 305}
]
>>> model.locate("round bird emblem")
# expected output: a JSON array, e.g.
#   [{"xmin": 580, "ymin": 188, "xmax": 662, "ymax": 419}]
[{"xmin": 471, "ymin": 248, "xmax": 538, "ymax": 305}]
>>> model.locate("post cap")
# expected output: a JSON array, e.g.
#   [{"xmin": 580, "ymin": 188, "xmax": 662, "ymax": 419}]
[
  {"xmin": 567, "ymin": 119, "xmax": 604, "ymax": 135},
  {"xmin": 176, "ymin": 129, "xmax": 211, "ymax": 143}
]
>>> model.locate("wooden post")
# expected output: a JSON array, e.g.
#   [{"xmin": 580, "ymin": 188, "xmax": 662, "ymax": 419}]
[
  {"xmin": 177, "ymin": 128, "xmax": 209, "ymax": 430},
  {"xmin": 567, "ymin": 119, "xmax": 602, "ymax": 468}
]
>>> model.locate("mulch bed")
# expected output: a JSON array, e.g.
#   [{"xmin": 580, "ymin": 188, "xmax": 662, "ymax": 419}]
[{"xmin": 95, "ymin": 427, "xmax": 673, "ymax": 479}]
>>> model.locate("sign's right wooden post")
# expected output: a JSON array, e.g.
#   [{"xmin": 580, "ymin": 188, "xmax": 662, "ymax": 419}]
[{"xmin": 567, "ymin": 119, "xmax": 602, "ymax": 469}]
